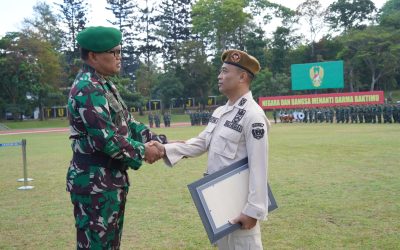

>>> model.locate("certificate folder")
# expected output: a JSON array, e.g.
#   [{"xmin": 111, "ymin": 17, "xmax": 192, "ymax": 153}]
[{"xmin": 187, "ymin": 157, "xmax": 277, "ymax": 244}]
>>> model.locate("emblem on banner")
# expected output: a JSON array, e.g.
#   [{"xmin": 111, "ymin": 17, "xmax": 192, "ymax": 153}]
[{"xmin": 309, "ymin": 66, "xmax": 324, "ymax": 88}]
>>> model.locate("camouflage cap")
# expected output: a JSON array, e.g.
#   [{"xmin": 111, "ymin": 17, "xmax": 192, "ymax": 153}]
[
  {"xmin": 221, "ymin": 49, "xmax": 261, "ymax": 77},
  {"xmin": 77, "ymin": 26, "xmax": 122, "ymax": 52}
]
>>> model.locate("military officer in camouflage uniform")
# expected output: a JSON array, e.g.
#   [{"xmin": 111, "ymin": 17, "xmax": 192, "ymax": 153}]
[
  {"xmin": 377, "ymin": 104, "xmax": 383, "ymax": 123},
  {"xmin": 148, "ymin": 112, "xmax": 154, "ymax": 128},
  {"xmin": 163, "ymin": 112, "xmax": 168, "ymax": 127},
  {"xmin": 164, "ymin": 50, "xmax": 270, "ymax": 250},
  {"xmin": 357, "ymin": 106, "xmax": 363, "ymax": 123},
  {"xmin": 163, "ymin": 111, "xmax": 171, "ymax": 127},
  {"xmin": 67, "ymin": 26, "xmax": 166, "ymax": 250},
  {"xmin": 154, "ymin": 112, "xmax": 161, "ymax": 127},
  {"xmin": 272, "ymin": 109, "xmax": 277, "ymax": 124}
]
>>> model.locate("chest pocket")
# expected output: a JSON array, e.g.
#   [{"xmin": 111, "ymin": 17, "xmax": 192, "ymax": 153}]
[
  {"xmin": 203, "ymin": 123, "xmax": 217, "ymax": 149},
  {"xmin": 213, "ymin": 128, "xmax": 242, "ymax": 159}
]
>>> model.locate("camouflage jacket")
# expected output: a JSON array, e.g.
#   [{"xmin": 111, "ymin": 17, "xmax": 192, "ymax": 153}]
[{"xmin": 66, "ymin": 64, "xmax": 153, "ymax": 194}]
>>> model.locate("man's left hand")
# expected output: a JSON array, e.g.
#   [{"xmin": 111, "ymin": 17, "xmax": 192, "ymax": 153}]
[{"xmin": 229, "ymin": 213, "xmax": 257, "ymax": 230}]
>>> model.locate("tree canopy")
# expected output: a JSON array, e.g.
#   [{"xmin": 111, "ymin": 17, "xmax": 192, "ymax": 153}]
[{"xmin": 0, "ymin": 0, "xmax": 399, "ymax": 118}]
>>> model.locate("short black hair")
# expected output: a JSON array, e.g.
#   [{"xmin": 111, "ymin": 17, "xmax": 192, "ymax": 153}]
[
  {"xmin": 80, "ymin": 47, "xmax": 90, "ymax": 60},
  {"xmin": 237, "ymin": 68, "xmax": 255, "ymax": 82}
]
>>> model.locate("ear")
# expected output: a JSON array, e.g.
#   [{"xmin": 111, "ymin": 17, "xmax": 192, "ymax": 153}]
[
  {"xmin": 88, "ymin": 51, "xmax": 99, "ymax": 62},
  {"xmin": 239, "ymin": 71, "xmax": 247, "ymax": 82}
]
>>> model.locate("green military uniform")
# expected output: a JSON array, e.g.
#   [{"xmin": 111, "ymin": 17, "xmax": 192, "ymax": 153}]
[
  {"xmin": 377, "ymin": 105, "xmax": 383, "ymax": 123},
  {"xmin": 393, "ymin": 105, "xmax": 399, "ymax": 123},
  {"xmin": 189, "ymin": 112, "xmax": 194, "ymax": 126},
  {"xmin": 272, "ymin": 110, "xmax": 277, "ymax": 124},
  {"xmin": 154, "ymin": 113, "xmax": 160, "ymax": 127},
  {"xmin": 357, "ymin": 106, "xmax": 363, "ymax": 123},
  {"xmin": 67, "ymin": 26, "xmax": 163, "ymax": 250},
  {"xmin": 148, "ymin": 112, "xmax": 154, "ymax": 128},
  {"xmin": 163, "ymin": 112, "xmax": 171, "ymax": 127}
]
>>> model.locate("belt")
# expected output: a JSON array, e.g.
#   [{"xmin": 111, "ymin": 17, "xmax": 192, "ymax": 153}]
[{"xmin": 72, "ymin": 151, "xmax": 127, "ymax": 171}]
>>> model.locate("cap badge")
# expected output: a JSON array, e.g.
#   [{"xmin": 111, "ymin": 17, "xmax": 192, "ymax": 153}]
[{"xmin": 230, "ymin": 52, "xmax": 241, "ymax": 63}]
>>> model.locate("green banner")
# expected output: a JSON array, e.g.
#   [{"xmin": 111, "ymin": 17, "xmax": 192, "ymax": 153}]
[{"xmin": 291, "ymin": 61, "xmax": 344, "ymax": 90}]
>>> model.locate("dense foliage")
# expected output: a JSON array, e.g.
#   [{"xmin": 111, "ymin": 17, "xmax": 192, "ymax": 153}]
[{"xmin": 0, "ymin": 0, "xmax": 399, "ymax": 119}]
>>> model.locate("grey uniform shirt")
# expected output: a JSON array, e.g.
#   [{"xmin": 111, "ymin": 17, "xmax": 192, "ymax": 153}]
[{"xmin": 164, "ymin": 91, "xmax": 270, "ymax": 220}]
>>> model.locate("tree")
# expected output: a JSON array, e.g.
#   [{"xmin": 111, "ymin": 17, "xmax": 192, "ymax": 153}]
[
  {"xmin": 296, "ymin": 0, "xmax": 324, "ymax": 58},
  {"xmin": 192, "ymin": 0, "xmax": 250, "ymax": 53},
  {"xmin": 22, "ymin": 1, "xmax": 63, "ymax": 50},
  {"xmin": 379, "ymin": 0, "xmax": 400, "ymax": 18},
  {"xmin": 244, "ymin": 27, "xmax": 268, "ymax": 69},
  {"xmin": 135, "ymin": 61, "xmax": 159, "ymax": 97},
  {"xmin": 325, "ymin": 0, "xmax": 377, "ymax": 33},
  {"xmin": 269, "ymin": 26, "xmax": 301, "ymax": 75},
  {"xmin": 338, "ymin": 27, "xmax": 400, "ymax": 91},
  {"xmin": 137, "ymin": 0, "xmax": 161, "ymax": 67},
  {"xmin": 152, "ymin": 71, "xmax": 184, "ymax": 111},
  {"xmin": 379, "ymin": 0, "xmax": 400, "ymax": 29},
  {"xmin": 106, "ymin": 0, "xmax": 139, "ymax": 79},
  {"xmin": 56, "ymin": 0, "xmax": 88, "ymax": 86},
  {"xmin": 176, "ymin": 40, "xmax": 213, "ymax": 104},
  {"xmin": 56, "ymin": 0, "xmax": 88, "ymax": 54},
  {"xmin": 247, "ymin": 0, "xmax": 297, "ymax": 27},
  {"xmin": 251, "ymin": 69, "xmax": 290, "ymax": 99},
  {"xmin": 0, "ymin": 32, "xmax": 63, "ymax": 120},
  {"xmin": 156, "ymin": 0, "xmax": 193, "ymax": 66},
  {"xmin": 0, "ymin": 33, "xmax": 32, "ymax": 118}
]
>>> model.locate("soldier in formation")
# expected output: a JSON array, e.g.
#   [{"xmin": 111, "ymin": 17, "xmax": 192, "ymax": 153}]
[
  {"xmin": 267, "ymin": 104, "xmax": 398, "ymax": 125},
  {"xmin": 163, "ymin": 112, "xmax": 171, "ymax": 127},
  {"xmin": 154, "ymin": 112, "xmax": 161, "ymax": 127},
  {"xmin": 148, "ymin": 112, "xmax": 154, "ymax": 128},
  {"xmin": 189, "ymin": 110, "xmax": 211, "ymax": 126}
]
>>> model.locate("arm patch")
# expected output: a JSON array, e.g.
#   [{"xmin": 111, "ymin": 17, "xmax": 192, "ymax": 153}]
[{"xmin": 252, "ymin": 128, "xmax": 265, "ymax": 139}]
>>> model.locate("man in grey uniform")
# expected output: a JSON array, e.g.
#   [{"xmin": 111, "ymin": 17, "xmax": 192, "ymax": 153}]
[{"xmin": 163, "ymin": 49, "xmax": 270, "ymax": 250}]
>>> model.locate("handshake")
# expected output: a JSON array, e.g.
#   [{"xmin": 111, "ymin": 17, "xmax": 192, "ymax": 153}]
[{"xmin": 144, "ymin": 141, "xmax": 165, "ymax": 164}]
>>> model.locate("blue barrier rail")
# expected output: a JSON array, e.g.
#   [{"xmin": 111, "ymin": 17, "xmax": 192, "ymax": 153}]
[
  {"xmin": 0, "ymin": 142, "xmax": 23, "ymax": 147},
  {"xmin": 0, "ymin": 139, "xmax": 34, "ymax": 190}
]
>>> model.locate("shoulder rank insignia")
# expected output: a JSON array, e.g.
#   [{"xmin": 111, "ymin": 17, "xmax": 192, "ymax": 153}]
[{"xmin": 238, "ymin": 98, "xmax": 247, "ymax": 106}]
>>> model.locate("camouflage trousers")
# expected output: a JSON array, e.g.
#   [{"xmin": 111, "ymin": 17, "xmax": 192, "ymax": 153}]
[{"xmin": 70, "ymin": 187, "xmax": 128, "ymax": 250}]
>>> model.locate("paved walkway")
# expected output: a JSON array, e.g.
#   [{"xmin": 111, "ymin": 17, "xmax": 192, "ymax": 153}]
[{"xmin": 0, "ymin": 122, "xmax": 192, "ymax": 136}]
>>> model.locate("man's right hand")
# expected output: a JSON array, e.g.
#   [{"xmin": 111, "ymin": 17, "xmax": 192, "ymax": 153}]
[{"xmin": 144, "ymin": 141, "xmax": 165, "ymax": 164}]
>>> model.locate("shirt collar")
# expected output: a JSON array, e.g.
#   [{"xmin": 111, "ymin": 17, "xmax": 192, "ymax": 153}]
[
  {"xmin": 233, "ymin": 91, "xmax": 252, "ymax": 109},
  {"xmin": 82, "ymin": 63, "xmax": 107, "ymax": 84},
  {"xmin": 221, "ymin": 91, "xmax": 252, "ymax": 114},
  {"xmin": 82, "ymin": 63, "xmax": 96, "ymax": 74}
]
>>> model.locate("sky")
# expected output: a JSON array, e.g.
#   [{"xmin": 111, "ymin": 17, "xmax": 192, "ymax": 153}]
[{"xmin": 0, "ymin": 0, "xmax": 388, "ymax": 37}]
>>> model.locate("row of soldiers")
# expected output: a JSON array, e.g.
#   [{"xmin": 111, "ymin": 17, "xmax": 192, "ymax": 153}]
[
  {"xmin": 188, "ymin": 110, "xmax": 211, "ymax": 126},
  {"xmin": 273, "ymin": 104, "xmax": 400, "ymax": 124},
  {"xmin": 148, "ymin": 112, "xmax": 171, "ymax": 128}
]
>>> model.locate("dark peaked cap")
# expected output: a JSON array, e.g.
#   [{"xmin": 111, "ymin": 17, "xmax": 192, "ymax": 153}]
[
  {"xmin": 77, "ymin": 26, "xmax": 122, "ymax": 52},
  {"xmin": 221, "ymin": 49, "xmax": 261, "ymax": 77}
]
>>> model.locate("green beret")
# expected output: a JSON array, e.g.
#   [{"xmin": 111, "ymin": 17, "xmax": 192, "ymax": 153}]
[
  {"xmin": 221, "ymin": 49, "xmax": 261, "ymax": 76},
  {"xmin": 77, "ymin": 26, "xmax": 122, "ymax": 52}
]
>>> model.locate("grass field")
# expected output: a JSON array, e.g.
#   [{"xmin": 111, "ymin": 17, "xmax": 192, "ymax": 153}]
[
  {"xmin": 0, "ymin": 123, "xmax": 399, "ymax": 249},
  {"xmin": 1, "ymin": 114, "xmax": 191, "ymax": 130}
]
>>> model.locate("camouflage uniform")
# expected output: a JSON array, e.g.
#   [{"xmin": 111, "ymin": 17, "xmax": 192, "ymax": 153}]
[
  {"xmin": 148, "ymin": 113, "xmax": 154, "ymax": 128},
  {"xmin": 189, "ymin": 112, "xmax": 194, "ymax": 126},
  {"xmin": 67, "ymin": 64, "xmax": 155, "ymax": 249},
  {"xmin": 154, "ymin": 113, "xmax": 160, "ymax": 127},
  {"xmin": 272, "ymin": 110, "xmax": 277, "ymax": 124}
]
